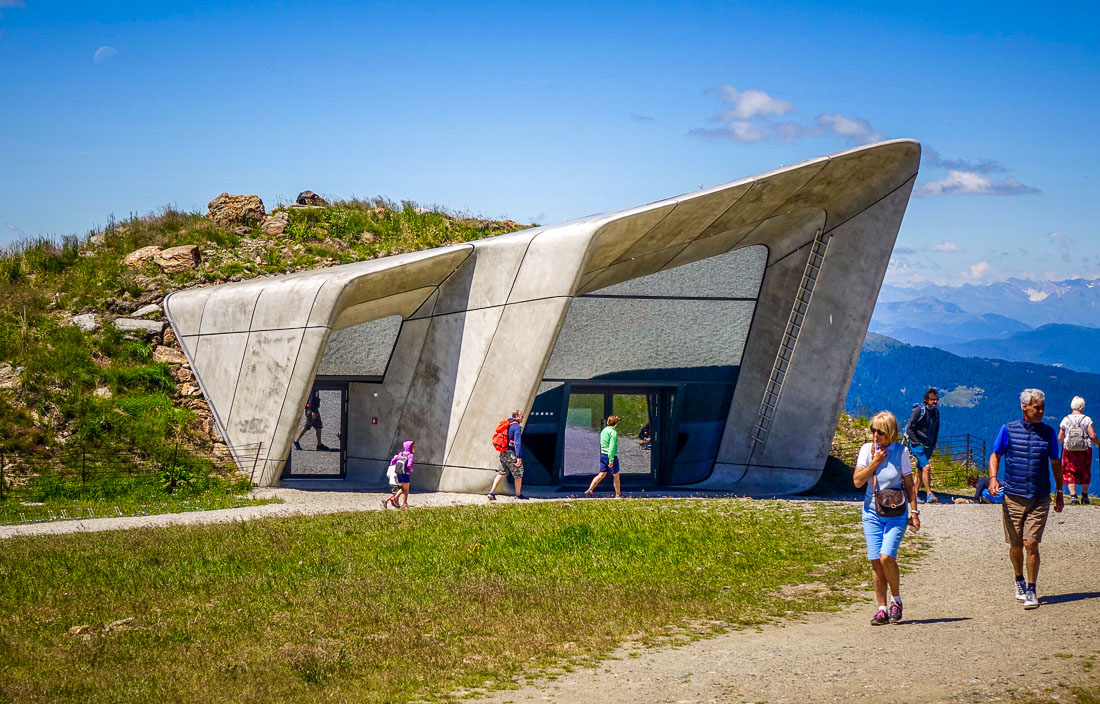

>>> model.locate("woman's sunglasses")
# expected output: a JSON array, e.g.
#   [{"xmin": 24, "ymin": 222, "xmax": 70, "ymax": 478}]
[{"xmin": 871, "ymin": 428, "xmax": 886, "ymax": 436}]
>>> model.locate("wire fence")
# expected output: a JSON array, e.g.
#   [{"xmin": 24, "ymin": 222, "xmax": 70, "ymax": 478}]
[{"xmin": 831, "ymin": 433, "xmax": 987, "ymax": 487}]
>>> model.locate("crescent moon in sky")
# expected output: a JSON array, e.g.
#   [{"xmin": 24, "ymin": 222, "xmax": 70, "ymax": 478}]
[{"xmin": 93, "ymin": 46, "xmax": 119, "ymax": 64}]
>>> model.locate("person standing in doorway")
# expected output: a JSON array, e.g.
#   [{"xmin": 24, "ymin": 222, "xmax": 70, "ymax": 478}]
[
  {"xmin": 905, "ymin": 388, "xmax": 940, "ymax": 503},
  {"xmin": 989, "ymin": 388, "xmax": 1064, "ymax": 609},
  {"xmin": 585, "ymin": 415, "xmax": 623, "ymax": 498},
  {"xmin": 1058, "ymin": 396, "xmax": 1096, "ymax": 504},
  {"xmin": 293, "ymin": 388, "xmax": 329, "ymax": 451},
  {"xmin": 488, "ymin": 410, "xmax": 526, "ymax": 501}
]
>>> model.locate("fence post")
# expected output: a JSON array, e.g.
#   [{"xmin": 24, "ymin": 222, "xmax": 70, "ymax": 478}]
[
  {"xmin": 250, "ymin": 443, "xmax": 263, "ymax": 485},
  {"xmin": 81, "ymin": 445, "xmax": 87, "ymax": 486},
  {"xmin": 0, "ymin": 451, "xmax": 5, "ymax": 501},
  {"xmin": 966, "ymin": 435, "xmax": 971, "ymax": 471}
]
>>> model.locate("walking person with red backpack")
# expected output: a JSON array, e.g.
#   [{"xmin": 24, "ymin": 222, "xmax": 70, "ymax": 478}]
[
  {"xmin": 1058, "ymin": 396, "xmax": 1096, "ymax": 504},
  {"xmin": 488, "ymin": 410, "xmax": 526, "ymax": 501}
]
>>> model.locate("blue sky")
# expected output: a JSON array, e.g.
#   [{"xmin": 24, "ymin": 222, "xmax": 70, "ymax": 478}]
[{"xmin": 1, "ymin": 1, "xmax": 1097, "ymax": 286}]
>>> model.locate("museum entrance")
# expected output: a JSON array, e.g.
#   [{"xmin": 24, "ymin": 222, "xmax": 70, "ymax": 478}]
[
  {"xmin": 560, "ymin": 384, "xmax": 676, "ymax": 486},
  {"xmin": 282, "ymin": 381, "xmax": 348, "ymax": 479}
]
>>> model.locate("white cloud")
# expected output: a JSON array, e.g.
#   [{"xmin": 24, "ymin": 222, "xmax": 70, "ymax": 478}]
[
  {"xmin": 93, "ymin": 46, "xmax": 119, "ymax": 64},
  {"xmin": 928, "ymin": 241, "xmax": 963, "ymax": 253},
  {"xmin": 816, "ymin": 114, "xmax": 882, "ymax": 144},
  {"xmin": 914, "ymin": 170, "xmax": 1040, "ymax": 197},
  {"xmin": 893, "ymin": 246, "xmax": 916, "ymax": 255},
  {"xmin": 716, "ymin": 85, "xmax": 794, "ymax": 120},
  {"xmin": 962, "ymin": 261, "xmax": 995, "ymax": 281}
]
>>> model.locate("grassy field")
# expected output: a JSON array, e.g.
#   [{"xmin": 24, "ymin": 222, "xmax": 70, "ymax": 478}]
[{"xmin": 0, "ymin": 499, "xmax": 885, "ymax": 703}]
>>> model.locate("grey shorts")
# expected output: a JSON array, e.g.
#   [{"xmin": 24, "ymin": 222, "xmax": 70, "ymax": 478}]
[
  {"xmin": 304, "ymin": 410, "xmax": 323, "ymax": 430},
  {"xmin": 497, "ymin": 450, "xmax": 523, "ymax": 477}
]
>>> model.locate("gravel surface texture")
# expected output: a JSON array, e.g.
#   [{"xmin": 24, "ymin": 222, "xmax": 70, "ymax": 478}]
[{"xmin": 477, "ymin": 501, "xmax": 1100, "ymax": 704}]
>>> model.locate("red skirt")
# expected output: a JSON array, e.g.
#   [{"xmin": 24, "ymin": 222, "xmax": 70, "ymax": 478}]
[{"xmin": 1062, "ymin": 448, "xmax": 1092, "ymax": 485}]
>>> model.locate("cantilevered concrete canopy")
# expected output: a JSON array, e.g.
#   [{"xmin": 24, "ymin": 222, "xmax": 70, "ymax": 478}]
[{"xmin": 165, "ymin": 139, "xmax": 920, "ymax": 492}]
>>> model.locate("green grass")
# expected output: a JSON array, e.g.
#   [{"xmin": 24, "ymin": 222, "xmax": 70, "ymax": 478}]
[{"xmin": 0, "ymin": 499, "xmax": 876, "ymax": 703}]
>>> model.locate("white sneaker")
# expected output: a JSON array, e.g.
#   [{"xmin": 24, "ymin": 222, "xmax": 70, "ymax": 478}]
[
  {"xmin": 1015, "ymin": 580, "xmax": 1027, "ymax": 602},
  {"xmin": 1023, "ymin": 589, "xmax": 1040, "ymax": 609}
]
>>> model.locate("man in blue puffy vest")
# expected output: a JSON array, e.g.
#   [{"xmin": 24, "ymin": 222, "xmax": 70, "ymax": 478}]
[{"xmin": 988, "ymin": 388, "xmax": 1064, "ymax": 610}]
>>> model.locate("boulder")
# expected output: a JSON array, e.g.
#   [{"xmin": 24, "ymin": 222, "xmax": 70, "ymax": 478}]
[
  {"xmin": 71, "ymin": 313, "xmax": 99, "ymax": 332},
  {"xmin": 261, "ymin": 211, "xmax": 290, "ymax": 236},
  {"xmin": 89, "ymin": 232, "xmax": 106, "ymax": 247},
  {"xmin": 153, "ymin": 245, "xmax": 201, "ymax": 274},
  {"xmin": 178, "ymin": 382, "xmax": 201, "ymax": 397},
  {"xmin": 172, "ymin": 366, "xmax": 194, "ymax": 383},
  {"xmin": 0, "ymin": 363, "xmax": 22, "ymax": 390},
  {"xmin": 296, "ymin": 190, "xmax": 328, "ymax": 207},
  {"xmin": 153, "ymin": 345, "xmax": 187, "ymax": 365},
  {"xmin": 163, "ymin": 328, "xmax": 178, "ymax": 346},
  {"xmin": 112, "ymin": 318, "xmax": 166, "ymax": 337},
  {"xmin": 206, "ymin": 193, "xmax": 266, "ymax": 227},
  {"xmin": 122, "ymin": 246, "xmax": 161, "ymax": 268},
  {"xmin": 131, "ymin": 303, "xmax": 161, "ymax": 318}
]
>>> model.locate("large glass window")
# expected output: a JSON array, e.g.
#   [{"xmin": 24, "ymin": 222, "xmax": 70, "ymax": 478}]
[{"xmin": 317, "ymin": 315, "xmax": 402, "ymax": 377}]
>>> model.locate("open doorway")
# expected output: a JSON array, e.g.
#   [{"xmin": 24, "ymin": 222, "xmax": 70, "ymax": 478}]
[{"xmin": 282, "ymin": 381, "xmax": 348, "ymax": 478}]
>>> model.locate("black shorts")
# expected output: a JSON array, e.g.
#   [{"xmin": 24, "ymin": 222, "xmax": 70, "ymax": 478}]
[{"xmin": 304, "ymin": 410, "xmax": 322, "ymax": 430}]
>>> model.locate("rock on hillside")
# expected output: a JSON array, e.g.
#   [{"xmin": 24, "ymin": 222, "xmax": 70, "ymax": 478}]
[{"xmin": 207, "ymin": 193, "xmax": 265, "ymax": 227}]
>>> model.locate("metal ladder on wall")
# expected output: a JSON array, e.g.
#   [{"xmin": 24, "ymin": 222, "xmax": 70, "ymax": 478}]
[{"xmin": 751, "ymin": 228, "xmax": 830, "ymax": 453}]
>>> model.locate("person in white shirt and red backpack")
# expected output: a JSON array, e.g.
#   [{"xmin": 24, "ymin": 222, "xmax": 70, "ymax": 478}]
[{"xmin": 1058, "ymin": 396, "xmax": 1096, "ymax": 505}]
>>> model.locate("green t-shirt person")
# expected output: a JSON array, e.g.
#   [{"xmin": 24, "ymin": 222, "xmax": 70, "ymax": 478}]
[{"xmin": 600, "ymin": 423, "xmax": 619, "ymax": 461}]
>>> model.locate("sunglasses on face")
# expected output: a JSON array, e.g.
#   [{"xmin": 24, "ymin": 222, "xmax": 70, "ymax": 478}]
[{"xmin": 871, "ymin": 429, "xmax": 886, "ymax": 436}]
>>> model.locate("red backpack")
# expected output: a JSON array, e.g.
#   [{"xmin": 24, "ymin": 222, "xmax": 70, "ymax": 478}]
[{"xmin": 491, "ymin": 419, "xmax": 511, "ymax": 452}]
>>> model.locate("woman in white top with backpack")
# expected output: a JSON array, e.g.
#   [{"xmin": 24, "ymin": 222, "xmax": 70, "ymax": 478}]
[
  {"xmin": 1058, "ymin": 397, "xmax": 1097, "ymax": 505},
  {"xmin": 853, "ymin": 411, "xmax": 921, "ymax": 625}
]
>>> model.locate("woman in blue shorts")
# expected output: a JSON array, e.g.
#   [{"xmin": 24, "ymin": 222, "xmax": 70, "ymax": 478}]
[{"xmin": 853, "ymin": 411, "xmax": 921, "ymax": 625}]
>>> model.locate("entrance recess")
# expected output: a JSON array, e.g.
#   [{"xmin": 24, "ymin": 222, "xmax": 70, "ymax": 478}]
[
  {"xmin": 282, "ymin": 381, "xmax": 348, "ymax": 478},
  {"xmin": 561, "ymin": 385, "xmax": 675, "ymax": 484}
]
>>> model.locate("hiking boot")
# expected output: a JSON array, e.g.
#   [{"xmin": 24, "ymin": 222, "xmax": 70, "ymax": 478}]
[
  {"xmin": 888, "ymin": 601, "xmax": 903, "ymax": 624},
  {"xmin": 293, "ymin": 440, "xmax": 302, "ymax": 450},
  {"xmin": 1083, "ymin": 495, "xmax": 1091, "ymax": 505},
  {"xmin": 871, "ymin": 608, "xmax": 889, "ymax": 626},
  {"xmin": 584, "ymin": 490, "xmax": 594, "ymax": 498},
  {"xmin": 1015, "ymin": 580, "xmax": 1027, "ymax": 602},
  {"xmin": 317, "ymin": 443, "xmax": 331, "ymax": 451},
  {"xmin": 486, "ymin": 492, "xmax": 496, "ymax": 501},
  {"xmin": 1070, "ymin": 495, "xmax": 1080, "ymax": 505},
  {"xmin": 515, "ymin": 494, "xmax": 529, "ymax": 500},
  {"xmin": 1023, "ymin": 589, "xmax": 1040, "ymax": 609}
]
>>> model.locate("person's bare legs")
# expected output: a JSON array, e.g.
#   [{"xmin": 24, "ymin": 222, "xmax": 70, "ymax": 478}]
[
  {"xmin": 870, "ymin": 555, "xmax": 900, "ymax": 608},
  {"xmin": 515, "ymin": 476, "xmax": 523, "ymax": 496},
  {"xmin": 1009, "ymin": 543, "xmax": 1025, "ymax": 580},
  {"xmin": 612, "ymin": 472, "xmax": 622, "ymax": 497},
  {"xmin": 1067, "ymin": 482, "xmax": 1077, "ymax": 498},
  {"xmin": 870, "ymin": 559, "xmax": 888, "ymax": 607},
  {"xmin": 489, "ymin": 473, "xmax": 506, "ymax": 495},
  {"xmin": 1023, "ymin": 539, "xmax": 1040, "ymax": 582},
  {"xmin": 586, "ymin": 472, "xmax": 607, "ymax": 494},
  {"xmin": 921, "ymin": 466, "xmax": 936, "ymax": 501},
  {"xmin": 399, "ymin": 482, "xmax": 410, "ymax": 507}
]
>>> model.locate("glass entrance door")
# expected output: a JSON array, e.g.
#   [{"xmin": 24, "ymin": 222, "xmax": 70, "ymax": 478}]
[
  {"xmin": 282, "ymin": 382, "xmax": 348, "ymax": 478},
  {"xmin": 561, "ymin": 386, "xmax": 669, "ymax": 483}
]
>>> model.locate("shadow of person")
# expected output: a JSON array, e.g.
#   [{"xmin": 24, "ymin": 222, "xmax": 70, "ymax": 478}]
[
  {"xmin": 1040, "ymin": 592, "xmax": 1100, "ymax": 606},
  {"xmin": 900, "ymin": 617, "xmax": 972, "ymax": 625}
]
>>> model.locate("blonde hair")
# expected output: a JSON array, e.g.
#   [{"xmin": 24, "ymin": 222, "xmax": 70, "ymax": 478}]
[
  {"xmin": 870, "ymin": 411, "xmax": 899, "ymax": 446},
  {"xmin": 606, "ymin": 415, "xmax": 620, "ymax": 426}
]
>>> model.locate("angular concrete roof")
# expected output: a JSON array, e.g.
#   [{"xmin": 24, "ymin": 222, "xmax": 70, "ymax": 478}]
[{"xmin": 166, "ymin": 139, "xmax": 920, "ymax": 491}]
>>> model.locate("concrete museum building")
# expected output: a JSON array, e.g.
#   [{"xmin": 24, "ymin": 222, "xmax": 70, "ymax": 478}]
[{"xmin": 164, "ymin": 140, "xmax": 920, "ymax": 495}]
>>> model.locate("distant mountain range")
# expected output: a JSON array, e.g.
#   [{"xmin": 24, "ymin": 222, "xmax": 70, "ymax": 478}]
[
  {"xmin": 878, "ymin": 277, "xmax": 1100, "ymax": 328},
  {"xmin": 870, "ymin": 296, "xmax": 1031, "ymax": 346},
  {"xmin": 942, "ymin": 324, "xmax": 1100, "ymax": 375},
  {"xmin": 848, "ymin": 333, "xmax": 1100, "ymax": 445}
]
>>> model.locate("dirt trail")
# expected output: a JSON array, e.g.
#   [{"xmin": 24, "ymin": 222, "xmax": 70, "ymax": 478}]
[{"xmin": 478, "ymin": 502, "xmax": 1100, "ymax": 704}]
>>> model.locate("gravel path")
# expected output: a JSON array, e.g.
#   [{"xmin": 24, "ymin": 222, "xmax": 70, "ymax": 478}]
[{"xmin": 478, "ymin": 502, "xmax": 1100, "ymax": 704}]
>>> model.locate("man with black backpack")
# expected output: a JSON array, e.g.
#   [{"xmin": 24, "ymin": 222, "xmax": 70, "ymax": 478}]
[
  {"xmin": 905, "ymin": 388, "xmax": 940, "ymax": 503},
  {"xmin": 487, "ymin": 410, "xmax": 526, "ymax": 501}
]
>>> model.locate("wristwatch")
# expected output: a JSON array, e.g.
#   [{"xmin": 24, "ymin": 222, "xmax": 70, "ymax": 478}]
[{"xmin": 912, "ymin": 509, "xmax": 920, "ymax": 515}]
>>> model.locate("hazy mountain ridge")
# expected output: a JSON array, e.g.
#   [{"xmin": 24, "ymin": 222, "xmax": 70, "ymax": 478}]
[
  {"xmin": 942, "ymin": 323, "xmax": 1100, "ymax": 374},
  {"xmin": 849, "ymin": 333, "xmax": 1100, "ymax": 445},
  {"xmin": 870, "ymin": 295, "xmax": 1032, "ymax": 345}
]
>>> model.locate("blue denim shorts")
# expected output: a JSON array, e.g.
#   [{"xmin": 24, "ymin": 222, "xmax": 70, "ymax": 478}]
[
  {"xmin": 599, "ymin": 454, "xmax": 620, "ymax": 475},
  {"xmin": 862, "ymin": 509, "xmax": 909, "ymax": 560},
  {"xmin": 395, "ymin": 473, "xmax": 411, "ymax": 484},
  {"xmin": 910, "ymin": 441, "xmax": 934, "ymax": 469}
]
